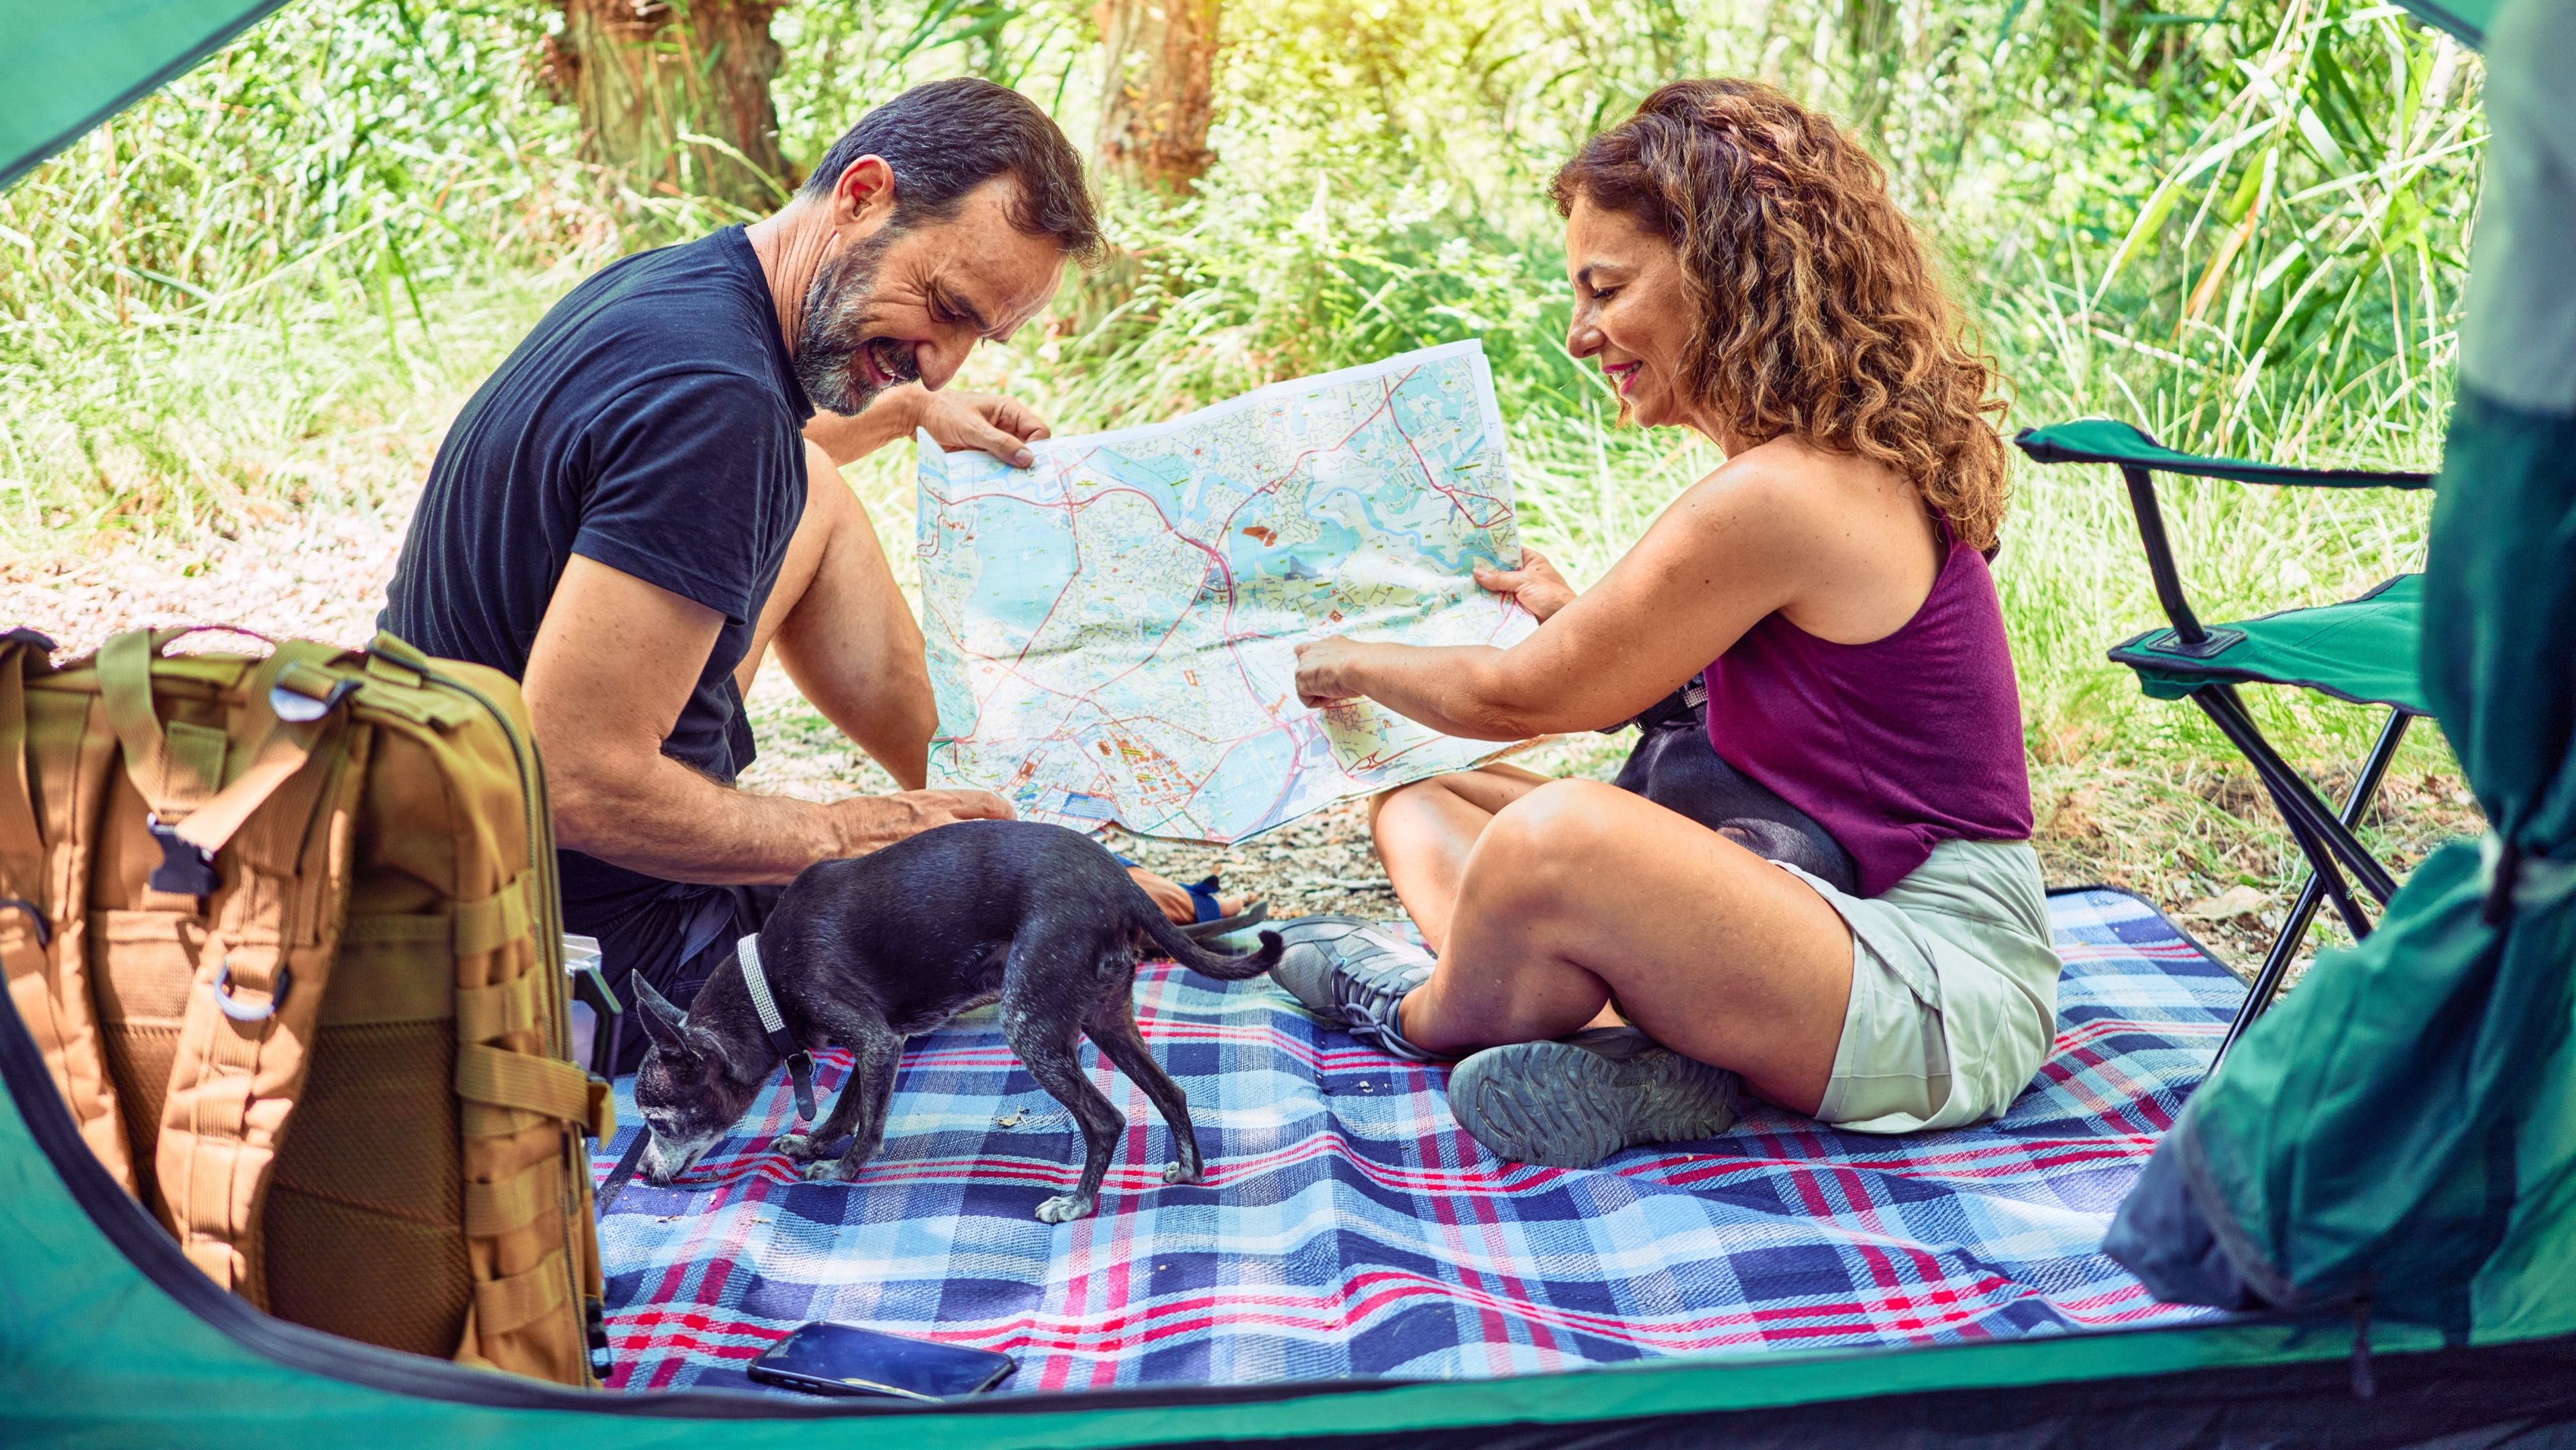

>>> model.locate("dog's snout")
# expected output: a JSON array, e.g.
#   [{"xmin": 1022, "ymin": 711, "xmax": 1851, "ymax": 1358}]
[{"xmin": 637, "ymin": 1130, "xmax": 714, "ymax": 1185}]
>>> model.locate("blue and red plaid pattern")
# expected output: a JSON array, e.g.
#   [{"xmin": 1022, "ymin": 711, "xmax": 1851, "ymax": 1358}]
[{"xmin": 594, "ymin": 886, "xmax": 2237, "ymax": 1394}]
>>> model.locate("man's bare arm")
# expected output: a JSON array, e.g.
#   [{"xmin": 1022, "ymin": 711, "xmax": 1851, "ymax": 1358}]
[
  {"xmin": 523, "ymin": 554, "xmax": 1009, "ymax": 885},
  {"xmin": 804, "ymin": 384, "xmax": 1051, "ymax": 467}
]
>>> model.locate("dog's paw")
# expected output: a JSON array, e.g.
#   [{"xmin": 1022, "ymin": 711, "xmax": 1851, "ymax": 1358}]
[
  {"xmin": 1163, "ymin": 1159, "xmax": 1203, "ymax": 1186},
  {"xmin": 1034, "ymin": 1192, "xmax": 1096, "ymax": 1223},
  {"xmin": 771, "ymin": 1131, "xmax": 817, "ymax": 1161},
  {"xmin": 801, "ymin": 1155, "xmax": 859, "ymax": 1184}
]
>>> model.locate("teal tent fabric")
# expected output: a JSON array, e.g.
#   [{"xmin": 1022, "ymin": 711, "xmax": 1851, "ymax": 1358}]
[
  {"xmin": 0, "ymin": 0, "xmax": 286, "ymax": 191},
  {"xmin": 2393, "ymin": 0, "xmax": 2499, "ymax": 47},
  {"xmin": 2110, "ymin": 574, "xmax": 2428, "ymax": 713},
  {"xmin": 2106, "ymin": 0, "xmax": 2576, "ymax": 1338}
]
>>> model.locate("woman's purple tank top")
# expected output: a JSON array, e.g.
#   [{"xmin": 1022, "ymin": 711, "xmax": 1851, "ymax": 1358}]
[{"xmin": 1702, "ymin": 530, "xmax": 2033, "ymax": 896}]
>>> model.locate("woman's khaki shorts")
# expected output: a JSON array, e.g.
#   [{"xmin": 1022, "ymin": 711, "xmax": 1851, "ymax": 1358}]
[{"xmin": 1778, "ymin": 839, "xmax": 2061, "ymax": 1134}]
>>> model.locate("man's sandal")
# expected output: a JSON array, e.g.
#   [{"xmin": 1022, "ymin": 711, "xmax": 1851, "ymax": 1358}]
[
  {"xmin": 1177, "ymin": 873, "xmax": 1271, "ymax": 941},
  {"xmin": 1113, "ymin": 853, "xmax": 1271, "ymax": 941}
]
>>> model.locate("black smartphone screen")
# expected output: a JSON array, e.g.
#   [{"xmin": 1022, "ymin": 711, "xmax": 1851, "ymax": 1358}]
[{"xmin": 745, "ymin": 1322, "xmax": 1016, "ymax": 1400}]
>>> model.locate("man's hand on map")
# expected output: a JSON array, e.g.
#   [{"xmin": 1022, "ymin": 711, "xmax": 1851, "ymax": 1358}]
[
  {"xmin": 1472, "ymin": 546, "xmax": 1576, "ymax": 621},
  {"xmin": 916, "ymin": 389, "xmax": 1050, "ymax": 468},
  {"xmin": 805, "ymin": 384, "xmax": 1051, "ymax": 467}
]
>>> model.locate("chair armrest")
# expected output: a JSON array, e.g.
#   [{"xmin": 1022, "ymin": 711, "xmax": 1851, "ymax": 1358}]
[{"xmin": 2015, "ymin": 421, "xmax": 2435, "ymax": 489}]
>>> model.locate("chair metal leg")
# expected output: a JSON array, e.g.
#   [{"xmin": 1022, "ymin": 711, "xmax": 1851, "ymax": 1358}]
[
  {"xmin": 2212, "ymin": 710, "xmax": 2416, "ymax": 1067},
  {"xmin": 2194, "ymin": 690, "xmax": 2375, "ymax": 945},
  {"xmin": 2195, "ymin": 686, "xmax": 2403, "ymax": 904}
]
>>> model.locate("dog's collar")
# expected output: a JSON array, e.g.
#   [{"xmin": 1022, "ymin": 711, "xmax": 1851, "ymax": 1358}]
[{"xmin": 737, "ymin": 933, "xmax": 817, "ymax": 1121}]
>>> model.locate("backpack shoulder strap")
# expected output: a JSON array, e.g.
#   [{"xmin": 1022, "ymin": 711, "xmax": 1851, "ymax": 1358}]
[
  {"xmin": 149, "ymin": 639, "xmax": 368, "ymax": 1301},
  {"xmin": 0, "ymin": 629, "xmax": 137, "ymax": 1193}
]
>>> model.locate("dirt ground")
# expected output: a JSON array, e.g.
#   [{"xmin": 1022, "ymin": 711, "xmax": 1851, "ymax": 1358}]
[{"xmin": 3, "ymin": 499, "xmax": 2482, "ymax": 983}]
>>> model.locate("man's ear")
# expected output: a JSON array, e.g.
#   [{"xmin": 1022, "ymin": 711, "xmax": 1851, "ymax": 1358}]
[
  {"xmin": 630, "ymin": 976, "xmax": 699, "ymax": 1061},
  {"xmin": 830, "ymin": 154, "xmax": 896, "ymax": 230}
]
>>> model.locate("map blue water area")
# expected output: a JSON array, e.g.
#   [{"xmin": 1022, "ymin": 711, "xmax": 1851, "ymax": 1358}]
[
  {"xmin": 1134, "ymin": 727, "xmax": 1306, "ymax": 837},
  {"xmin": 955, "ymin": 504, "xmax": 1081, "ymax": 635},
  {"xmin": 1305, "ymin": 482, "xmax": 1509, "ymax": 576},
  {"xmin": 1222, "ymin": 519, "xmax": 1363, "ymax": 583},
  {"xmin": 1057, "ymin": 444, "xmax": 1218, "ymax": 519}
]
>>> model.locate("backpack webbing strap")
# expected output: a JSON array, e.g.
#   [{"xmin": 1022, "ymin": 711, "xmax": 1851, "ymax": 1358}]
[
  {"xmin": 463, "ymin": 1172, "xmax": 549, "ymax": 1237},
  {"xmin": 152, "ymin": 660, "xmax": 366, "ymax": 1304},
  {"xmin": 0, "ymin": 629, "xmax": 52, "ymax": 872},
  {"xmin": 474, "ymin": 1247, "xmax": 571, "ymax": 1337},
  {"xmin": 95, "ymin": 635, "xmax": 352, "ymax": 894},
  {"xmin": 456, "ymin": 1044, "xmax": 614, "ymax": 1137}
]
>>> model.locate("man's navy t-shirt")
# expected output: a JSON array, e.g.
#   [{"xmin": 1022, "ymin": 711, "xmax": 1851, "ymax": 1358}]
[{"xmin": 380, "ymin": 226, "xmax": 812, "ymax": 929}]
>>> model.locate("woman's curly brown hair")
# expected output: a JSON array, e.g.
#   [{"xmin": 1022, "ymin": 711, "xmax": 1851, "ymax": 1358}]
[{"xmin": 1552, "ymin": 79, "xmax": 2011, "ymax": 551}]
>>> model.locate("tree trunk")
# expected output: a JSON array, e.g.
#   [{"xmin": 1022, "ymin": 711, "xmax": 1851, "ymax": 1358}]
[
  {"xmin": 551, "ymin": 0, "xmax": 789, "ymax": 210},
  {"xmin": 1094, "ymin": 0, "xmax": 1221, "ymax": 196}
]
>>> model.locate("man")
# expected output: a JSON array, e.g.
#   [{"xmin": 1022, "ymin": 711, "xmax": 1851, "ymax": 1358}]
[{"xmin": 381, "ymin": 78, "xmax": 1222, "ymax": 1060}]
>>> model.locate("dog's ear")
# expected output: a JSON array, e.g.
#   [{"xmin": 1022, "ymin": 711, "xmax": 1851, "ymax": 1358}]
[{"xmin": 629, "ymin": 976, "xmax": 700, "ymax": 1062}]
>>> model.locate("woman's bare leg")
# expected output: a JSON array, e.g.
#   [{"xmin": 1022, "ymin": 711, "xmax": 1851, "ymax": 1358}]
[
  {"xmin": 1395, "ymin": 779, "xmax": 1853, "ymax": 1115},
  {"xmin": 1368, "ymin": 764, "xmax": 1552, "ymax": 952}
]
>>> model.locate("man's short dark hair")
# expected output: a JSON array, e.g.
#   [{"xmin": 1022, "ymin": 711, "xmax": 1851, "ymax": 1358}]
[{"xmin": 802, "ymin": 77, "xmax": 1104, "ymax": 266}]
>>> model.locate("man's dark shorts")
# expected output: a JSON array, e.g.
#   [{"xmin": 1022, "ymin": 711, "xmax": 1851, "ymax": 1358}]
[{"xmin": 592, "ymin": 882, "xmax": 785, "ymax": 1074}]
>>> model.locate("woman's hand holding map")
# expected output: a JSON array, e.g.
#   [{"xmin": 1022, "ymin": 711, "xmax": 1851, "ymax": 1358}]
[{"xmin": 1294, "ymin": 546, "xmax": 1574, "ymax": 709}]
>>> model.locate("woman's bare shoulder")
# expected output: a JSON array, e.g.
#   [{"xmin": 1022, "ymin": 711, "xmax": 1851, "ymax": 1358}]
[
  {"xmin": 1658, "ymin": 435, "xmax": 1940, "ymax": 641},
  {"xmin": 1668, "ymin": 436, "xmax": 1898, "ymax": 541}
]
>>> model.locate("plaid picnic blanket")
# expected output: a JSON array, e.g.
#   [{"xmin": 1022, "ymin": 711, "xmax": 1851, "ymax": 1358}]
[{"xmin": 594, "ymin": 886, "xmax": 2237, "ymax": 1394}]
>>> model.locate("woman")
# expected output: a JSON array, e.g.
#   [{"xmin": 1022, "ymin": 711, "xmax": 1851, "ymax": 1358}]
[{"xmin": 1275, "ymin": 79, "xmax": 2057, "ymax": 1168}]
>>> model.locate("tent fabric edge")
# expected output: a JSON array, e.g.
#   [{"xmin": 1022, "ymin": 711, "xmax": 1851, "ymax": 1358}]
[
  {"xmin": 0, "ymin": 939, "xmax": 2522, "ymax": 1445},
  {"xmin": 0, "ymin": 0, "xmax": 292, "ymax": 193}
]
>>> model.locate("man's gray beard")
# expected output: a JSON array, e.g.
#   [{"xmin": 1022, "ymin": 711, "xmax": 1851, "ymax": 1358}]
[{"xmin": 793, "ymin": 231, "xmax": 906, "ymax": 416}]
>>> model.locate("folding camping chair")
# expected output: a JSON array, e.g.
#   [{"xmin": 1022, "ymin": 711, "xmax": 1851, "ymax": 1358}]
[{"xmin": 2015, "ymin": 420, "xmax": 2436, "ymax": 1064}]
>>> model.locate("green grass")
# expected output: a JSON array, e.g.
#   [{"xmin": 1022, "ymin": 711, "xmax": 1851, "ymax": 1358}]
[{"xmin": 0, "ymin": 0, "xmax": 2490, "ymax": 971}]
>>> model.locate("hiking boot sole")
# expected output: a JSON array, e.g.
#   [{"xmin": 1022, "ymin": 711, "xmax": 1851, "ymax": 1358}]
[{"xmin": 1449, "ymin": 1036, "xmax": 1742, "ymax": 1168}]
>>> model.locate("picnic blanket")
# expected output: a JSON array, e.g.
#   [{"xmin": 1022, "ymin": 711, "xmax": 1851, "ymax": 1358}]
[{"xmin": 594, "ymin": 886, "xmax": 2238, "ymax": 1394}]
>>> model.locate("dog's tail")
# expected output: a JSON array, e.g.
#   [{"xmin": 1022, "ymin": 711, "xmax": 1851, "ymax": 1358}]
[{"xmin": 1138, "ymin": 911, "xmax": 1283, "ymax": 980}]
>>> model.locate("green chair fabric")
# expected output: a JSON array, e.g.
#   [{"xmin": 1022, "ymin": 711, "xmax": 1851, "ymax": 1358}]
[
  {"xmin": 2017, "ymin": 419, "xmax": 2436, "ymax": 490},
  {"xmin": 2111, "ymin": 574, "xmax": 2430, "ymax": 714},
  {"xmin": 2015, "ymin": 417, "xmax": 2432, "ymax": 1066}
]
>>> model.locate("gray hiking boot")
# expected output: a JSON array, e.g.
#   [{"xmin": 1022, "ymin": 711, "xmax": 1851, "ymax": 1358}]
[
  {"xmin": 1268, "ymin": 915, "xmax": 1439, "ymax": 1062},
  {"xmin": 1448, "ymin": 1028, "xmax": 1743, "ymax": 1168}
]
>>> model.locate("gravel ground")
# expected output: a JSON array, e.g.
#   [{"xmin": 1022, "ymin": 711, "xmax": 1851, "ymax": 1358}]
[{"xmin": 3, "ymin": 497, "xmax": 2481, "ymax": 977}]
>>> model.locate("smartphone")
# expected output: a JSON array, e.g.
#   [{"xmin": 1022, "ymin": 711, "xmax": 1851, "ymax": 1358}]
[{"xmin": 745, "ymin": 1322, "xmax": 1016, "ymax": 1401}]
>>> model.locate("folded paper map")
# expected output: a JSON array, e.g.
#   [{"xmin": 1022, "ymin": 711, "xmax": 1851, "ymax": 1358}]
[{"xmin": 916, "ymin": 339, "xmax": 1536, "ymax": 842}]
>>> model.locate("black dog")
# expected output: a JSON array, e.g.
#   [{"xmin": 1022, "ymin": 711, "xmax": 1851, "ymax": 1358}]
[
  {"xmin": 1613, "ymin": 677, "xmax": 1861, "ymax": 895},
  {"xmin": 626, "ymin": 819, "xmax": 1283, "ymax": 1223}
]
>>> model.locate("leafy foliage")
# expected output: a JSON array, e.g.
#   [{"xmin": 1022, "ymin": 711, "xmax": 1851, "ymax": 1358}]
[{"xmin": 0, "ymin": 0, "xmax": 2484, "ymax": 838}]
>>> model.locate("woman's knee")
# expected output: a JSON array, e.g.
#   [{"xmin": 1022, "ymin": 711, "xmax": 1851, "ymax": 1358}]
[
  {"xmin": 1470, "ymin": 778, "xmax": 1633, "ymax": 909},
  {"xmin": 1368, "ymin": 771, "xmax": 1469, "ymax": 841}
]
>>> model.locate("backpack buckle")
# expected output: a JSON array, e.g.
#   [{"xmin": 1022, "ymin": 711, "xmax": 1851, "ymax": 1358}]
[
  {"xmin": 0, "ymin": 896, "xmax": 48, "ymax": 948},
  {"xmin": 209, "ymin": 955, "xmax": 291, "ymax": 1023},
  {"xmin": 146, "ymin": 814, "xmax": 220, "ymax": 896}
]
